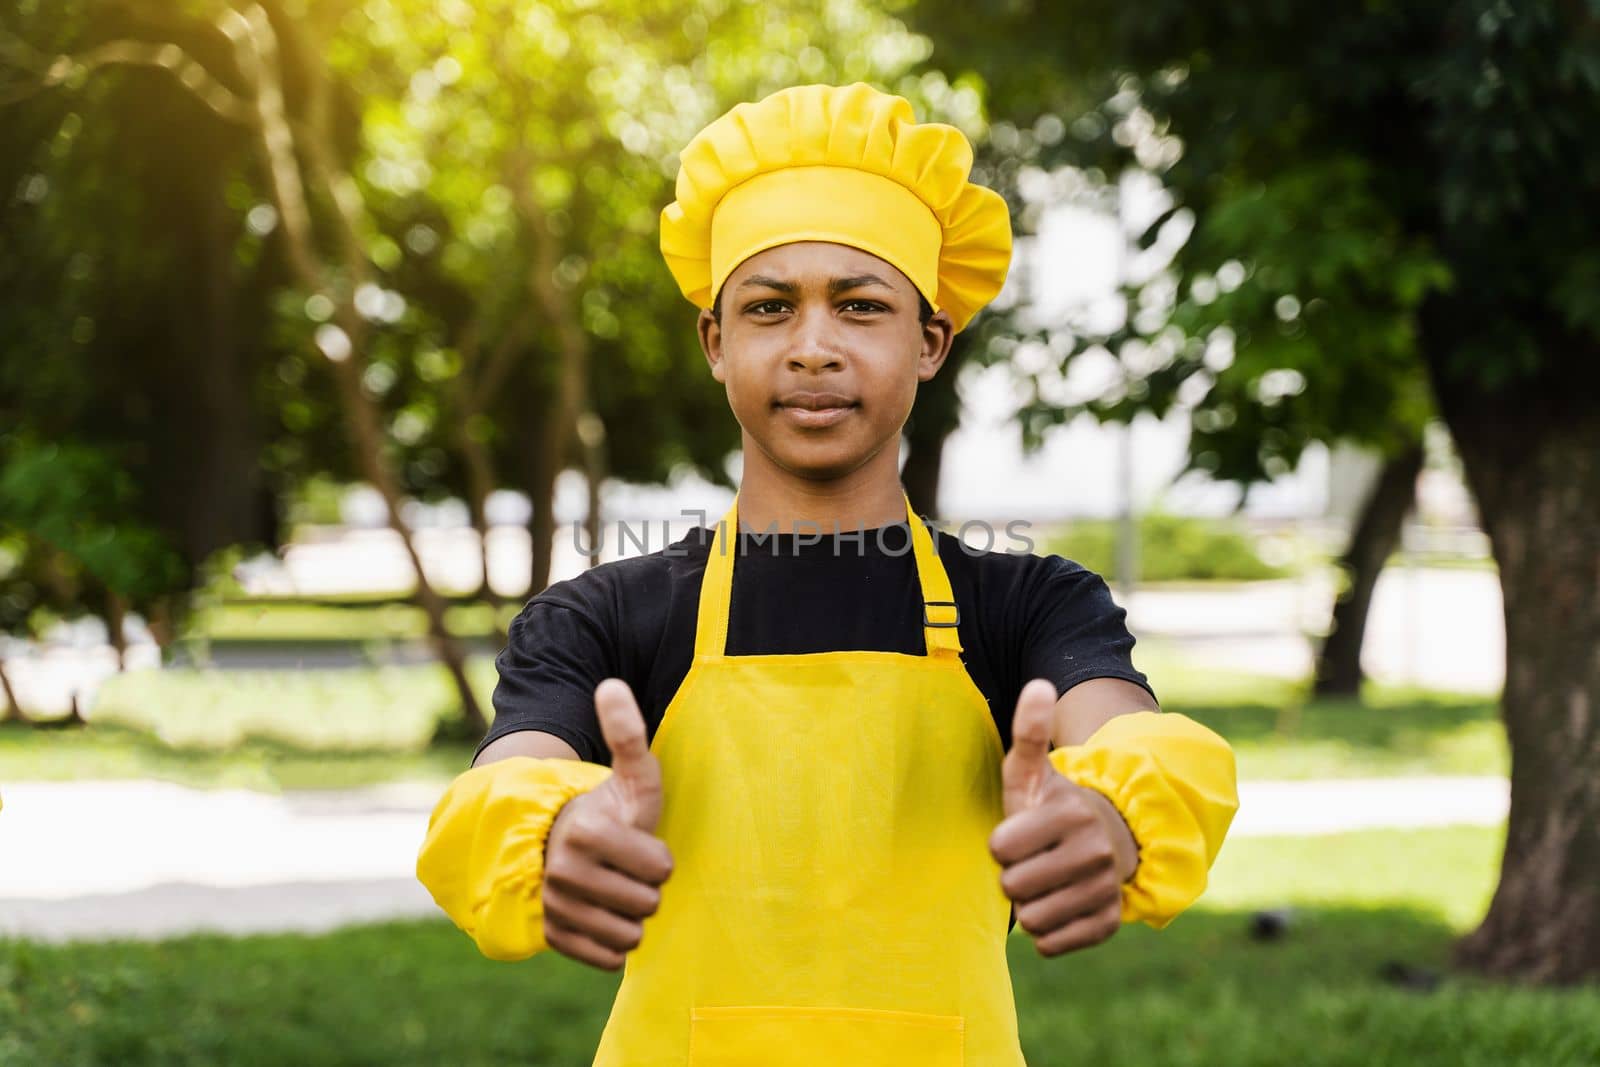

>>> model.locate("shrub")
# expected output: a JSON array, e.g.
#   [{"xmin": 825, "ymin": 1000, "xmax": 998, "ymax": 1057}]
[{"xmin": 1043, "ymin": 512, "xmax": 1287, "ymax": 583}]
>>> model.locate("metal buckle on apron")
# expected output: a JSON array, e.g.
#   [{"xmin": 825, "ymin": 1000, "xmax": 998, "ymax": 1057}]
[{"xmin": 922, "ymin": 600, "xmax": 961, "ymax": 628}]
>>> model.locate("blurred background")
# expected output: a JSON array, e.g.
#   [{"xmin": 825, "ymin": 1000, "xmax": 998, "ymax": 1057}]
[{"xmin": 2, "ymin": 1, "xmax": 1598, "ymax": 1064}]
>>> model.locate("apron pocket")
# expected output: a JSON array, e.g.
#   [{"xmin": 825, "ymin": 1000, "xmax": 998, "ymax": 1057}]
[{"xmin": 688, "ymin": 1005, "xmax": 964, "ymax": 1066}]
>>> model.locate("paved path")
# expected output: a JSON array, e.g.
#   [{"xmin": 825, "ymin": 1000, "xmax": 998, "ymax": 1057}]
[{"xmin": 0, "ymin": 776, "xmax": 1507, "ymax": 943}]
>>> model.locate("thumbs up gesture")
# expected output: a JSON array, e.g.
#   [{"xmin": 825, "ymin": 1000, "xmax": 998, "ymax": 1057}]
[
  {"xmin": 542, "ymin": 678, "xmax": 674, "ymax": 970},
  {"xmin": 989, "ymin": 679, "xmax": 1139, "ymax": 957}
]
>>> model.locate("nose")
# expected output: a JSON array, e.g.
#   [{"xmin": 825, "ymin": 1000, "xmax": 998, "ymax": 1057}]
[{"xmin": 787, "ymin": 311, "xmax": 845, "ymax": 373}]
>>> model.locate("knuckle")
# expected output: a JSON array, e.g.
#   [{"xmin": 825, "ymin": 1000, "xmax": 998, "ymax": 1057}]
[
  {"xmin": 1054, "ymin": 794, "xmax": 1089, "ymax": 822},
  {"xmin": 543, "ymin": 854, "xmax": 576, "ymax": 888},
  {"xmin": 565, "ymin": 815, "xmax": 598, "ymax": 851},
  {"xmin": 541, "ymin": 884, "xmax": 569, "ymax": 915}
]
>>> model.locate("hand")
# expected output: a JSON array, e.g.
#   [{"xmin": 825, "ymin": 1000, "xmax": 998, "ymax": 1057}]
[
  {"xmin": 542, "ymin": 678, "xmax": 674, "ymax": 970},
  {"xmin": 990, "ymin": 679, "xmax": 1139, "ymax": 957}
]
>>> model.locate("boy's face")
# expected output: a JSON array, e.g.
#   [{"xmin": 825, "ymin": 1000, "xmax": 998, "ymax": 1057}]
[{"xmin": 698, "ymin": 241, "xmax": 956, "ymax": 483}]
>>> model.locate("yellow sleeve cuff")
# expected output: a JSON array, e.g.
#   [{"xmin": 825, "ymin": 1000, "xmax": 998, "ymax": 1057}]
[
  {"xmin": 1048, "ymin": 711, "xmax": 1238, "ymax": 929},
  {"xmin": 415, "ymin": 756, "xmax": 612, "ymax": 961}
]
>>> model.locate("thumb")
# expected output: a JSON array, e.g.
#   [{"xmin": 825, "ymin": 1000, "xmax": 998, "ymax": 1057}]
[
  {"xmin": 594, "ymin": 677, "xmax": 661, "ymax": 830},
  {"xmin": 1002, "ymin": 678, "xmax": 1059, "ymax": 814}
]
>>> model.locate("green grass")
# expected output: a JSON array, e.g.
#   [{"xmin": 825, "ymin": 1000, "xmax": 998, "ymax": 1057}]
[
  {"xmin": 0, "ymin": 652, "xmax": 1507, "ymax": 789},
  {"xmin": 1138, "ymin": 647, "xmax": 1507, "ymax": 780},
  {"xmin": 0, "ymin": 721, "xmax": 479, "ymax": 791},
  {"xmin": 0, "ymin": 658, "xmax": 499, "ymax": 789},
  {"xmin": 189, "ymin": 600, "xmax": 517, "ymax": 643},
  {"xmin": 3, "ymin": 826, "xmax": 1595, "ymax": 1067},
  {"xmin": 1205, "ymin": 825, "xmax": 1502, "ymax": 930}
]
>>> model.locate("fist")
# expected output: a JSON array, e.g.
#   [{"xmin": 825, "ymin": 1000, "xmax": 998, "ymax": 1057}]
[
  {"xmin": 542, "ymin": 678, "xmax": 674, "ymax": 970},
  {"xmin": 990, "ymin": 679, "xmax": 1137, "ymax": 957}
]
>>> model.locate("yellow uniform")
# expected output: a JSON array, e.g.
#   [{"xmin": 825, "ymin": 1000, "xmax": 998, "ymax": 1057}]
[{"xmin": 417, "ymin": 81, "xmax": 1239, "ymax": 1066}]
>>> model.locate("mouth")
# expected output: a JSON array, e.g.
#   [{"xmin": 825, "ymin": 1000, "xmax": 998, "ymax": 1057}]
[{"xmin": 773, "ymin": 392, "xmax": 859, "ymax": 429}]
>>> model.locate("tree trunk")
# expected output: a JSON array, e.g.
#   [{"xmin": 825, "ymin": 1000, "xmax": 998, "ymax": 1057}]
[
  {"xmin": 582, "ymin": 413, "xmax": 606, "ymax": 570},
  {"xmin": 227, "ymin": 8, "xmax": 488, "ymax": 737},
  {"xmin": 902, "ymin": 331, "xmax": 973, "ymax": 517},
  {"xmin": 324, "ymin": 343, "xmax": 488, "ymax": 736},
  {"xmin": 457, "ymin": 422, "xmax": 501, "ymax": 605},
  {"xmin": 0, "ymin": 660, "xmax": 25, "ymax": 725},
  {"xmin": 519, "ymin": 427, "xmax": 564, "ymax": 597},
  {"xmin": 1444, "ymin": 409, "xmax": 1600, "ymax": 984},
  {"xmin": 1313, "ymin": 441, "xmax": 1425, "ymax": 698},
  {"xmin": 105, "ymin": 591, "xmax": 128, "ymax": 673},
  {"xmin": 508, "ymin": 154, "xmax": 595, "ymax": 579}
]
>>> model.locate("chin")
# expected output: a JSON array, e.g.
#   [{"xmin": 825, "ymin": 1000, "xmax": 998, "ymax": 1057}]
[
  {"xmin": 779, "ymin": 452, "xmax": 867, "ymax": 482},
  {"xmin": 760, "ymin": 440, "xmax": 874, "ymax": 482}
]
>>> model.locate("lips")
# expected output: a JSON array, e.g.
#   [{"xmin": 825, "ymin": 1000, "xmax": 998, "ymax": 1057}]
[
  {"xmin": 774, "ymin": 391, "xmax": 858, "ymax": 411},
  {"xmin": 773, "ymin": 391, "xmax": 858, "ymax": 429}
]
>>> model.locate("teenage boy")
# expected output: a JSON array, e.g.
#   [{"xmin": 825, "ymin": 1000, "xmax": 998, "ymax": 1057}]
[{"xmin": 419, "ymin": 82, "xmax": 1238, "ymax": 1066}]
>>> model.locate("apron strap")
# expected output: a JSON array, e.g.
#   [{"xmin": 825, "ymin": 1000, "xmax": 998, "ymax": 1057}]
[
  {"xmin": 695, "ymin": 498, "xmax": 738, "ymax": 659},
  {"xmin": 905, "ymin": 496, "xmax": 965, "ymax": 658},
  {"xmin": 692, "ymin": 493, "xmax": 966, "ymax": 659}
]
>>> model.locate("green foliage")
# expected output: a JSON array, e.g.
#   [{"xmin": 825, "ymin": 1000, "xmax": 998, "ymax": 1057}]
[
  {"xmin": 911, "ymin": 0, "xmax": 1600, "ymax": 480},
  {"xmin": 0, "ymin": 441, "xmax": 184, "ymax": 605},
  {"xmin": 5, "ymin": 828, "xmax": 1598, "ymax": 1066},
  {"xmin": 0, "ymin": 438, "xmax": 187, "ymax": 639},
  {"xmin": 1045, "ymin": 513, "xmax": 1287, "ymax": 582}
]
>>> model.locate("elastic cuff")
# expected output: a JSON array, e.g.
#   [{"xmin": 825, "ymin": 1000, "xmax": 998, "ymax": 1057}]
[
  {"xmin": 1048, "ymin": 711, "xmax": 1238, "ymax": 929},
  {"xmin": 416, "ymin": 756, "xmax": 612, "ymax": 960}
]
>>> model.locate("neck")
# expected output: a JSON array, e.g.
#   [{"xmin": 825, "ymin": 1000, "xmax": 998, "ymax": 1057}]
[{"xmin": 733, "ymin": 433, "xmax": 909, "ymax": 533}]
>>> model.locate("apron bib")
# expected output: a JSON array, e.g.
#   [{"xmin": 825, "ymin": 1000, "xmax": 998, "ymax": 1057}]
[{"xmin": 592, "ymin": 494, "xmax": 1025, "ymax": 1066}]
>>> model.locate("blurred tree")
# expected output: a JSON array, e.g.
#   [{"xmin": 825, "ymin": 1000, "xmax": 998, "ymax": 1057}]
[
  {"xmin": 1, "ymin": 0, "xmax": 958, "ymax": 732},
  {"xmin": 914, "ymin": 0, "xmax": 1600, "ymax": 983},
  {"xmin": 0, "ymin": 0, "xmax": 276, "ymax": 716},
  {"xmin": 1, "ymin": 0, "xmax": 492, "ymax": 732},
  {"xmin": 331, "ymin": 0, "xmax": 959, "ymax": 587},
  {"xmin": 0, "ymin": 441, "xmax": 188, "ymax": 722}
]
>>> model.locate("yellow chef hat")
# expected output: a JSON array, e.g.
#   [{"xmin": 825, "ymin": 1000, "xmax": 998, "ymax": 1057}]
[{"xmin": 659, "ymin": 82, "xmax": 1013, "ymax": 333}]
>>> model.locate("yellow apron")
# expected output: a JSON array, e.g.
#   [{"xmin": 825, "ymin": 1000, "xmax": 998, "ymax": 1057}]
[{"xmin": 593, "ymin": 493, "xmax": 1026, "ymax": 1066}]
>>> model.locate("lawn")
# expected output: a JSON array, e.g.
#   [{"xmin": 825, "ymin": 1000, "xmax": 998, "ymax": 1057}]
[
  {"xmin": 190, "ymin": 598, "xmax": 517, "ymax": 643},
  {"xmin": 0, "ymin": 648, "xmax": 1505, "ymax": 789},
  {"xmin": 3, "ymin": 826, "xmax": 1595, "ymax": 1066}
]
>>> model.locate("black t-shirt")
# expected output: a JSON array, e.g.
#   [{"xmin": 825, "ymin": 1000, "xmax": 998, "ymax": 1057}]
[{"xmin": 481, "ymin": 520, "xmax": 1156, "ymax": 765}]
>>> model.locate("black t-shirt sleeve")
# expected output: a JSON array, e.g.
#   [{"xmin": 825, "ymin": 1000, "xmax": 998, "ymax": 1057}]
[
  {"xmin": 478, "ymin": 595, "xmax": 616, "ymax": 765},
  {"xmin": 1019, "ymin": 556, "xmax": 1158, "ymax": 707}
]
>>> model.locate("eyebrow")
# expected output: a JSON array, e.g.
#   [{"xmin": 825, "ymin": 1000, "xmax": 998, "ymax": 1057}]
[
  {"xmin": 736, "ymin": 274, "xmax": 797, "ymax": 293},
  {"xmin": 733, "ymin": 273, "xmax": 900, "ymax": 295},
  {"xmin": 828, "ymin": 274, "xmax": 898, "ymax": 295}
]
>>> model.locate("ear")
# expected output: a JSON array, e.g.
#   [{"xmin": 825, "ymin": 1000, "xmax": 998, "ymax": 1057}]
[
  {"xmin": 916, "ymin": 309, "xmax": 957, "ymax": 383},
  {"xmin": 698, "ymin": 308, "xmax": 726, "ymax": 383}
]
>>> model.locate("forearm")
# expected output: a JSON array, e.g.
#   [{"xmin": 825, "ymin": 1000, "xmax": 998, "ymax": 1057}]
[
  {"xmin": 416, "ymin": 749, "xmax": 612, "ymax": 960},
  {"xmin": 1050, "ymin": 712, "xmax": 1238, "ymax": 928}
]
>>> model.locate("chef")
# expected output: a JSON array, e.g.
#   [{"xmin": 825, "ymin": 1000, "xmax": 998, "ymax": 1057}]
[{"xmin": 418, "ymin": 82, "xmax": 1238, "ymax": 1065}]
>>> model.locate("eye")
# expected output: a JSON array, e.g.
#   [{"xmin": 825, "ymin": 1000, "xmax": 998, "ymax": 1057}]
[
  {"xmin": 744, "ymin": 299, "xmax": 791, "ymax": 316},
  {"xmin": 841, "ymin": 299, "xmax": 887, "ymax": 314}
]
